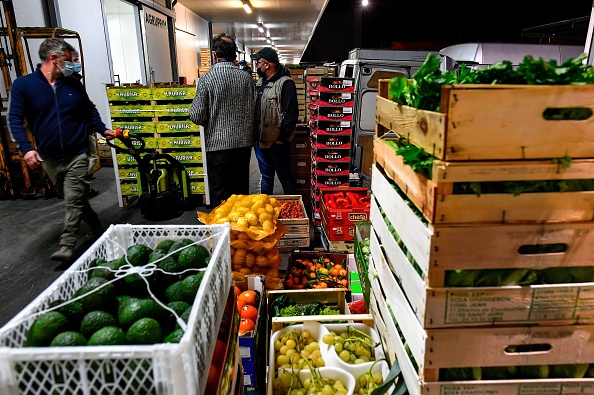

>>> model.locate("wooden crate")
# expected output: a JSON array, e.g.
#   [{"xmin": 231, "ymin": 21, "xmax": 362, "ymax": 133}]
[
  {"xmin": 370, "ymin": 166, "xmax": 594, "ymax": 328},
  {"xmin": 375, "ymin": 79, "xmax": 594, "ymax": 161},
  {"xmin": 367, "ymin": 255, "xmax": 594, "ymax": 395},
  {"xmin": 374, "ymin": 138, "xmax": 594, "ymax": 224}
]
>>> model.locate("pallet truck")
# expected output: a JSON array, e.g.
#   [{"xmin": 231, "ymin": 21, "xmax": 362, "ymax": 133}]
[{"xmin": 108, "ymin": 129, "xmax": 192, "ymax": 220}]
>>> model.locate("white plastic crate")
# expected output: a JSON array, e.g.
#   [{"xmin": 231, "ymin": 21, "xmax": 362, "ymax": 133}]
[{"xmin": 0, "ymin": 223, "xmax": 231, "ymax": 395}]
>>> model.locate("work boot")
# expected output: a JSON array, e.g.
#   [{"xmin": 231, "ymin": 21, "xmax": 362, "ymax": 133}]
[
  {"xmin": 84, "ymin": 227, "xmax": 104, "ymax": 242},
  {"xmin": 51, "ymin": 246, "xmax": 74, "ymax": 261}
]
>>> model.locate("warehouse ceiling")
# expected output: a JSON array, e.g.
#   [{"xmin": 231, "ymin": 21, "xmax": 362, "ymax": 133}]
[{"xmin": 178, "ymin": 0, "xmax": 330, "ymax": 64}]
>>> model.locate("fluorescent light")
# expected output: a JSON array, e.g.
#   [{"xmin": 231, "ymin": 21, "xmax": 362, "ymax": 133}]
[
  {"xmin": 362, "ymin": 0, "xmax": 369, "ymax": 5},
  {"xmin": 242, "ymin": 0, "xmax": 252, "ymax": 13},
  {"xmin": 266, "ymin": 36, "xmax": 271, "ymax": 44},
  {"xmin": 257, "ymin": 22, "xmax": 264, "ymax": 33}
]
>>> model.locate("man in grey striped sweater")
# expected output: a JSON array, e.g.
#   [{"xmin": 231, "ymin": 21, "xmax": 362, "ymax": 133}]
[{"xmin": 189, "ymin": 33, "xmax": 256, "ymax": 208}]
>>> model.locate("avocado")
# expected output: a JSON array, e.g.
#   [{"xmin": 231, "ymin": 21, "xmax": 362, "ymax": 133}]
[
  {"xmin": 73, "ymin": 277, "xmax": 116, "ymax": 312},
  {"xmin": 177, "ymin": 245, "xmax": 210, "ymax": 270},
  {"xmin": 167, "ymin": 238, "xmax": 194, "ymax": 261},
  {"xmin": 90, "ymin": 257, "xmax": 124, "ymax": 280},
  {"xmin": 25, "ymin": 311, "xmax": 70, "ymax": 347},
  {"xmin": 126, "ymin": 318, "xmax": 163, "ymax": 344},
  {"xmin": 155, "ymin": 239, "xmax": 176, "ymax": 254},
  {"xmin": 164, "ymin": 301, "xmax": 191, "ymax": 331},
  {"xmin": 80, "ymin": 310, "xmax": 118, "ymax": 339},
  {"xmin": 164, "ymin": 328, "xmax": 185, "ymax": 343},
  {"xmin": 56, "ymin": 299, "xmax": 86, "ymax": 328},
  {"xmin": 125, "ymin": 244, "xmax": 153, "ymax": 266},
  {"xmin": 165, "ymin": 280, "xmax": 185, "ymax": 303},
  {"xmin": 150, "ymin": 251, "xmax": 182, "ymax": 286},
  {"xmin": 179, "ymin": 272, "xmax": 205, "ymax": 303},
  {"xmin": 175, "ymin": 305, "xmax": 193, "ymax": 330},
  {"xmin": 50, "ymin": 331, "xmax": 87, "ymax": 347},
  {"xmin": 88, "ymin": 326, "xmax": 126, "ymax": 346},
  {"xmin": 118, "ymin": 298, "xmax": 167, "ymax": 328}
]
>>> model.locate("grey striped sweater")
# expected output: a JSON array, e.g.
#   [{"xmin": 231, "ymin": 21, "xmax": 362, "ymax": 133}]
[{"xmin": 189, "ymin": 61, "xmax": 256, "ymax": 152}]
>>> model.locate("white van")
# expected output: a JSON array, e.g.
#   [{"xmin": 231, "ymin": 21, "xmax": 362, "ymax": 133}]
[{"xmin": 340, "ymin": 43, "xmax": 586, "ymax": 181}]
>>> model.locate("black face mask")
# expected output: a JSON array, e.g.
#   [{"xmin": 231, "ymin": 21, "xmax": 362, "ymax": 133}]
[{"xmin": 256, "ymin": 67, "xmax": 266, "ymax": 78}]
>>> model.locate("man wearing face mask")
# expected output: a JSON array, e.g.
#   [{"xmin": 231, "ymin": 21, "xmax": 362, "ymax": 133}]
[
  {"xmin": 7, "ymin": 38, "xmax": 115, "ymax": 265},
  {"xmin": 251, "ymin": 47, "xmax": 298, "ymax": 195}
]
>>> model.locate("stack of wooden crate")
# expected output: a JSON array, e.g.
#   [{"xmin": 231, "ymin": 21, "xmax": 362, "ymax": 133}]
[
  {"xmin": 199, "ymin": 47, "xmax": 211, "ymax": 76},
  {"xmin": 289, "ymin": 68, "xmax": 307, "ymax": 122},
  {"xmin": 106, "ymin": 83, "xmax": 208, "ymax": 207},
  {"xmin": 368, "ymin": 79, "xmax": 594, "ymax": 394}
]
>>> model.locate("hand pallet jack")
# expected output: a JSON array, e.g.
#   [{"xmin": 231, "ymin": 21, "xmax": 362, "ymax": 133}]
[{"xmin": 108, "ymin": 129, "xmax": 192, "ymax": 220}]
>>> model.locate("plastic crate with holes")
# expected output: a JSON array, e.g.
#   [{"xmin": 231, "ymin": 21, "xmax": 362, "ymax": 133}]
[{"xmin": 0, "ymin": 223, "xmax": 231, "ymax": 395}]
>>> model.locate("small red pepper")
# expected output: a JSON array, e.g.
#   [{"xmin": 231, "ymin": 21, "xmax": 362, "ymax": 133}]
[
  {"xmin": 335, "ymin": 197, "xmax": 348, "ymax": 207},
  {"xmin": 346, "ymin": 192, "xmax": 361, "ymax": 208},
  {"xmin": 325, "ymin": 194, "xmax": 336, "ymax": 208}
]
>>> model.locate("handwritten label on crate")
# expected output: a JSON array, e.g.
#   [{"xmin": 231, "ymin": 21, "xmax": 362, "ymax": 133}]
[
  {"xmin": 110, "ymin": 105, "xmax": 154, "ymax": 118},
  {"xmin": 190, "ymin": 181, "xmax": 205, "ymax": 193},
  {"xmin": 156, "ymin": 121, "xmax": 200, "ymax": 133},
  {"xmin": 168, "ymin": 151, "xmax": 203, "ymax": 164},
  {"xmin": 113, "ymin": 137, "xmax": 158, "ymax": 150},
  {"xmin": 106, "ymin": 88, "xmax": 151, "ymax": 101},
  {"xmin": 444, "ymin": 286, "xmax": 594, "ymax": 324},
  {"xmin": 152, "ymin": 87, "xmax": 196, "ymax": 100},
  {"xmin": 153, "ymin": 104, "xmax": 191, "ymax": 117},
  {"xmin": 158, "ymin": 136, "xmax": 201, "ymax": 149},
  {"xmin": 111, "ymin": 121, "xmax": 156, "ymax": 133}
]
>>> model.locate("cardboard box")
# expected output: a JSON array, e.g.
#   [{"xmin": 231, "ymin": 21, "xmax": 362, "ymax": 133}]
[
  {"xmin": 320, "ymin": 187, "xmax": 370, "ymax": 226},
  {"xmin": 307, "ymin": 77, "xmax": 355, "ymax": 92},
  {"xmin": 310, "ymin": 119, "xmax": 352, "ymax": 135},
  {"xmin": 284, "ymin": 251, "xmax": 349, "ymax": 290},
  {"xmin": 289, "ymin": 135, "xmax": 311, "ymax": 156},
  {"xmin": 291, "ymin": 155, "xmax": 311, "ymax": 175},
  {"xmin": 237, "ymin": 275, "xmax": 265, "ymax": 364},
  {"xmin": 308, "ymin": 91, "xmax": 354, "ymax": 107},
  {"xmin": 322, "ymin": 213, "xmax": 356, "ymax": 242},
  {"xmin": 310, "ymin": 105, "xmax": 353, "ymax": 121},
  {"xmin": 112, "ymin": 121, "xmax": 156, "ymax": 133},
  {"xmin": 312, "ymin": 174, "xmax": 350, "ymax": 189},
  {"xmin": 312, "ymin": 133, "xmax": 352, "ymax": 149},
  {"xmin": 313, "ymin": 160, "xmax": 350, "ymax": 176},
  {"xmin": 313, "ymin": 147, "xmax": 351, "ymax": 162}
]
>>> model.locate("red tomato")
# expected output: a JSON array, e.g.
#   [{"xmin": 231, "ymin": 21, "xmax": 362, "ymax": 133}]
[
  {"xmin": 239, "ymin": 318, "xmax": 256, "ymax": 335},
  {"xmin": 240, "ymin": 304, "xmax": 258, "ymax": 322}
]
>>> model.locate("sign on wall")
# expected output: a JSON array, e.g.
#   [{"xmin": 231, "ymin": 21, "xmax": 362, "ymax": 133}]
[{"xmin": 141, "ymin": 7, "xmax": 173, "ymax": 83}]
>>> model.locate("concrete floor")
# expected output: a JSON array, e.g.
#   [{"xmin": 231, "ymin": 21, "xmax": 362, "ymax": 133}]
[{"xmin": 0, "ymin": 149, "xmax": 286, "ymax": 327}]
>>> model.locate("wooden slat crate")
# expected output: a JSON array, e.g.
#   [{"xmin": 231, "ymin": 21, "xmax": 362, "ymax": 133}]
[
  {"xmin": 370, "ymin": 165, "xmax": 594, "ymax": 328},
  {"xmin": 375, "ymin": 79, "xmax": 594, "ymax": 161},
  {"xmin": 374, "ymin": 138, "xmax": 594, "ymax": 224},
  {"xmin": 366, "ymin": 254, "xmax": 594, "ymax": 395}
]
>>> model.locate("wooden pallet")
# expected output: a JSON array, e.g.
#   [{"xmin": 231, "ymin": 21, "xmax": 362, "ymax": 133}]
[{"xmin": 375, "ymin": 79, "xmax": 594, "ymax": 161}]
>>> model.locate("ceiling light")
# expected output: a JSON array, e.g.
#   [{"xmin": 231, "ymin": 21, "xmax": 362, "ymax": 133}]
[
  {"xmin": 266, "ymin": 36, "xmax": 271, "ymax": 44},
  {"xmin": 257, "ymin": 22, "xmax": 264, "ymax": 33},
  {"xmin": 242, "ymin": 0, "xmax": 252, "ymax": 14},
  {"xmin": 362, "ymin": 0, "xmax": 369, "ymax": 5}
]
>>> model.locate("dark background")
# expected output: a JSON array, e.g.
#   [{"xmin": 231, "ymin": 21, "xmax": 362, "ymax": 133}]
[{"xmin": 302, "ymin": 0, "xmax": 594, "ymax": 63}]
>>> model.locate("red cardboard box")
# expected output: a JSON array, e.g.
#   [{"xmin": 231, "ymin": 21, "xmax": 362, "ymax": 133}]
[
  {"xmin": 309, "ymin": 91, "xmax": 354, "ymax": 107},
  {"xmin": 310, "ymin": 105, "xmax": 353, "ymax": 121},
  {"xmin": 313, "ymin": 160, "xmax": 350, "ymax": 176},
  {"xmin": 312, "ymin": 174, "xmax": 350, "ymax": 189},
  {"xmin": 310, "ymin": 119, "xmax": 352, "ymax": 135},
  {"xmin": 312, "ymin": 134, "xmax": 352, "ymax": 149},
  {"xmin": 322, "ymin": 213, "xmax": 356, "ymax": 242},
  {"xmin": 320, "ymin": 187, "xmax": 371, "ymax": 226},
  {"xmin": 314, "ymin": 77, "xmax": 355, "ymax": 92},
  {"xmin": 313, "ymin": 147, "xmax": 351, "ymax": 163}
]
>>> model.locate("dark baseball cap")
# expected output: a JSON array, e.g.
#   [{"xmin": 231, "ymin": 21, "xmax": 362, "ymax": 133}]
[
  {"xmin": 239, "ymin": 60, "xmax": 247, "ymax": 66},
  {"xmin": 251, "ymin": 47, "xmax": 279, "ymax": 64}
]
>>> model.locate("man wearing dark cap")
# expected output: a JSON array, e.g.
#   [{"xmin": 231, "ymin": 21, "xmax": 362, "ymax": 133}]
[{"xmin": 251, "ymin": 47, "xmax": 298, "ymax": 195}]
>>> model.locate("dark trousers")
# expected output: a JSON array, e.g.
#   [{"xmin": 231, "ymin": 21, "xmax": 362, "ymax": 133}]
[
  {"xmin": 254, "ymin": 142, "xmax": 297, "ymax": 195},
  {"xmin": 206, "ymin": 147, "xmax": 252, "ymax": 207}
]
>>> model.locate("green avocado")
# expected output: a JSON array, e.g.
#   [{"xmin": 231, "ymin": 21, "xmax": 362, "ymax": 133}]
[
  {"xmin": 118, "ymin": 298, "xmax": 167, "ymax": 328},
  {"xmin": 25, "ymin": 311, "xmax": 70, "ymax": 347},
  {"xmin": 126, "ymin": 318, "xmax": 163, "ymax": 345},
  {"xmin": 179, "ymin": 272, "xmax": 205, "ymax": 303},
  {"xmin": 125, "ymin": 244, "xmax": 153, "ymax": 266},
  {"xmin": 79, "ymin": 310, "xmax": 118, "ymax": 339},
  {"xmin": 50, "ymin": 331, "xmax": 87, "ymax": 347},
  {"xmin": 167, "ymin": 238, "xmax": 194, "ymax": 261},
  {"xmin": 155, "ymin": 239, "xmax": 176, "ymax": 254},
  {"xmin": 72, "ymin": 277, "xmax": 116, "ymax": 312},
  {"xmin": 88, "ymin": 326, "xmax": 126, "ymax": 346},
  {"xmin": 178, "ymin": 245, "xmax": 210, "ymax": 270}
]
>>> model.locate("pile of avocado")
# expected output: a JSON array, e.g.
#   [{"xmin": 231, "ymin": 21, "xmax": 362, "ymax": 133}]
[{"xmin": 25, "ymin": 238, "xmax": 211, "ymax": 348}]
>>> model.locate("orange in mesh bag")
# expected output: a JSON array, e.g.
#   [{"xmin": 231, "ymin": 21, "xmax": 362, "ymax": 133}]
[{"xmin": 198, "ymin": 194, "xmax": 281, "ymax": 240}]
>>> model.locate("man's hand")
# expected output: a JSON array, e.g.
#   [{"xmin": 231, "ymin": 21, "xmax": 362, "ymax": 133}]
[
  {"xmin": 23, "ymin": 150, "xmax": 43, "ymax": 169},
  {"xmin": 104, "ymin": 129, "xmax": 115, "ymax": 140}
]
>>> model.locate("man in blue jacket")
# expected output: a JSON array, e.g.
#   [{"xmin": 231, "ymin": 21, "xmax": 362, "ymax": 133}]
[{"xmin": 8, "ymin": 38, "xmax": 115, "ymax": 263}]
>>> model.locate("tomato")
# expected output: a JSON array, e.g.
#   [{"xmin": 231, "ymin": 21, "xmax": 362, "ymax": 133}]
[
  {"xmin": 240, "ymin": 304, "xmax": 258, "ymax": 322},
  {"xmin": 238, "ymin": 290, "xmax": 258, "ymax": 306},
  {"xmin": 239, "ymin": 317, "xmax": 256, "ymax": 335},
  {"xmin": 233, "ymin": 285, "xmax": 241, "ymax": 298},
  {"xmin": 236, "ymin": 298, "xmax": 246, "ymax": 313}
]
